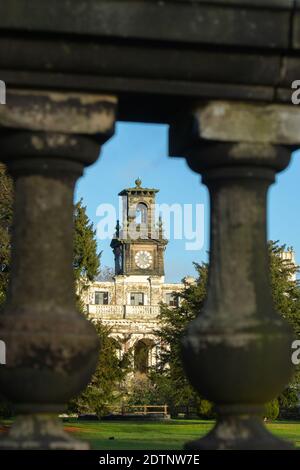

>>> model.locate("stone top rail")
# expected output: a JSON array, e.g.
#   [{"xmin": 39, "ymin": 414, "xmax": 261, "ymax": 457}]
[
  {"xmin": 0, "ymin": 1, "xmax": 296, "ymax": 50},
  {"xmin": 1, "ymin": 0, "xmax": 300, "ymax": 123}
]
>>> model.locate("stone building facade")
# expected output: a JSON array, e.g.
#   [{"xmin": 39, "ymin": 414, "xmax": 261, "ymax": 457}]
[
  {"xmin": 82, "ymin": 182, "xmax": 298, "ymax": 374},
  {"xmin": 82, "ymin": 180, "xmax": 194, "ymax": 373}
]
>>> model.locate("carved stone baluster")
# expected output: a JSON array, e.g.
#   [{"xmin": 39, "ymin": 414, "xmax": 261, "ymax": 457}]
[
  {"xmin": 170, "ymin": 135, "xmax": 294, "ymax": 449},
  {"xmin": 0, "ymin": 91, "xmax": 117, "ymax": 449}
]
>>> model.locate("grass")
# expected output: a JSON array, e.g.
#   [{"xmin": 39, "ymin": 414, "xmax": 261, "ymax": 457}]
[
  {"xmin": 1, "ymin": 418, "xmax": 299, "ymax": 449},
  {"xmin": 61, "ymin": 419, "xmax": 300, "ymax": 450}
]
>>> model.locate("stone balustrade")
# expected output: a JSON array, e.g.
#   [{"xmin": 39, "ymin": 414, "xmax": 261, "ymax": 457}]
[
  {"xmin": 87, "ymin": 304, "xmax": 160, "ymax": 319},
  {"xmin": 0, "ymin": 0, "xmax": 299, "ymax": 450},
  {"xmin": 124, "ymin": 305, "xmax": 160, "ymax": 318},
  {"xmin": 88, "ymin": 304, "xmax": 124, "ymax": 318}
]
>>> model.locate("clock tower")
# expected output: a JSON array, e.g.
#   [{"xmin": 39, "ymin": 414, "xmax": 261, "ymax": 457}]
[{"xmin": 111, "ymin": 179, "xmax": 168, "ymax": 277}]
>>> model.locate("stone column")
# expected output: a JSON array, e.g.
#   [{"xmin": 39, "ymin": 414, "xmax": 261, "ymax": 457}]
[
  {"xmin": 170, "ymin": 127, "xmax": 295, "ymax": 448},
  {"xmin": 0, "ymin": 91, "xmax": 117, "ymax": 449}
]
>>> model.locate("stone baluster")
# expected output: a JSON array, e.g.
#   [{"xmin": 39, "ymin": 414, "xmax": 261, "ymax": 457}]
[
  {"xmin": 0, "ymin": 91, "xmax": 117, "ymax": 449},
  {"xmin": 170, "ymin": 118, "xmax": 295, "ymax": 448}
]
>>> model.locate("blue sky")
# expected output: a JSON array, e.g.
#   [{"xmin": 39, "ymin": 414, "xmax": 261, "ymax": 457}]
[{"xmin": 76, "ymin": 122, "xmax": 300, "ymax": 282}]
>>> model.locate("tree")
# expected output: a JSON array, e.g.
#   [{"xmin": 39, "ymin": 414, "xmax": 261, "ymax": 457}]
[
  {"xmin": 265, "ymin": 399, "xmax": 280, "ymax": 421},
  {"xmin": 70, "ymin": 203, "xmax": 130, "ymax": 417},
  {"xmin": 153, "ymin": 242, "xmax": 300, "ymax": 417},
  {"xmin": 73, "ymin": 199, "xmax": 100, "ymax": 284},
  {"xmin": 0, "ymin": 164, "xmax": 13, "ymax": 306},
  {"xmin": 268, "ymin": 241, "xmax": 300, "ymax": 413},
  {"xmin": 152, "ymin": 263, "xmax": 209, "ymax": 416},
  {"xmin": 126, "ymin": 374, "xmax": 158, "ymax": 407},
  {"xmin": 73, "ymin": 199, "xmax": 100, "ymax": 312},
  {"xmin": 68, "ymin": 321, "xmax": 131, "ymax": 417},
  {"xmin": 269, "ymin": 241, "xmax": 300, "ymax": 336}
]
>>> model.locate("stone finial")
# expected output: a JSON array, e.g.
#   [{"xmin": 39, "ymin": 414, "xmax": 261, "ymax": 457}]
[
  {"xmin": 135, "ymin": 177, "xmax": 142, "ymax": 188},
  {"xmin": 158, "ymin": 214, "xmax": 163, "ymax": 238},
  {"xmin": 116, "ymin": 219, "xmax": 120, "ymax": 237}
]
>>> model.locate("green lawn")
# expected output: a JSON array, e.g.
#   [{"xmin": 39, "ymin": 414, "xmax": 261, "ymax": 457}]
[{"xmin": 62, "ymin": 419, "xmax": 300, "ymax": 450}]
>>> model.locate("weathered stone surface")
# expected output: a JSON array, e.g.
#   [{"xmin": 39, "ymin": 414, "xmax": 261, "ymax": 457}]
[
  {"xmin": 177, "ymin": 101, "xmax": 300, "ymax": 146},
  {"xmin": 0, "ymin": 38, "xmax": 283, "ymax": 86},
  {"xmin": 0, "ymin": 72, "xmax": 277, "ymax": 123},
  {"xmin": 1, "ymin": 35, "xmax": 299, "ymax": 113},
  {"xmin": 293, "ymin": 10, "xmax": 300, "ymax": 49},
  {"xmin": 0, "ymin": 3, "xmax": 296, "ymax": 121},
  {"xmin": 0, "ymin": 415, "xmax": 89, "ymax": 450},
  {"xmin": 0, "ymin": 1, "xmax": 292, "ymax": 49},
  {"xmin": 0, "ymin": 89, "xmax": 117, "ymax": 135},
  {"xmin": 0, "ymin": 0, "xmax": 296, "ymax": 125},
  {"xmin": 169, "ymin": 136, "xmax": 295, "ymax": 449},
  {"xmin": 0, "ymin": 131, "xmax": 108, "ymax": 449}
]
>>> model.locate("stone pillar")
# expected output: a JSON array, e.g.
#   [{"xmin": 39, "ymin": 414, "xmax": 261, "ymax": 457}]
[
  {"xmin": 170, "ymin": 135, "xmax": 294, "ymax": 449},
  {"xmin": 0, "ymin": 91, "xmax": 117, "ymax": 449},
  {"xmin": 148, "ymin": 276, "xmax": 162, "ymax": 306},
  {"xmin": 114, "ymin": 275, "xmax": 126, "ymax": 305}
]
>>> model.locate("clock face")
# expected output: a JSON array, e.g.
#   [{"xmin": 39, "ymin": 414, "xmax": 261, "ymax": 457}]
[{"xmin": 135, "ymin": 250, "xmax": 153, "ymax": 269}]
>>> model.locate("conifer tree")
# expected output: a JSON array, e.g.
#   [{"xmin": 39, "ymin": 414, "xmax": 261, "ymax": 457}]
[
  {"xmin": 73, "ymin": 199, "xmax": 100, "ymax": 284},
  {"xmin": 152, "ymin": 263, "xmax": 209, "ymax": 416},
  {"xmin": 68, "ymin": 321, "xmax": 131, "ymax": 417},
  {"xmin": 73, "ymin": 199, "xmax": 100, "ymax": 311}
]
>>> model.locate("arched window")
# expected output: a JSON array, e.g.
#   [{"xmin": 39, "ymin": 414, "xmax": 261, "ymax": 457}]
[{"xmin": 136, "ymin": 203, "xmax": 148, "ymax": 225}]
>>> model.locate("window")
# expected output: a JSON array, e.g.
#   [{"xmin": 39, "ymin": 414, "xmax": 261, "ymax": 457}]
[
  {"xmin": 130, "ymin": 292, "xmax": 144, "ymax": 306},
  {"xmin": 95, "ymin": 291, "xmax": 109, "ymax": 305},
  {"xmin": 136, "ymin": 203, "xmax": 148, "ymax": 225},
  {"xmin": 165, "ymin": 292, "xmax": 179, "ymax": 307}
]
